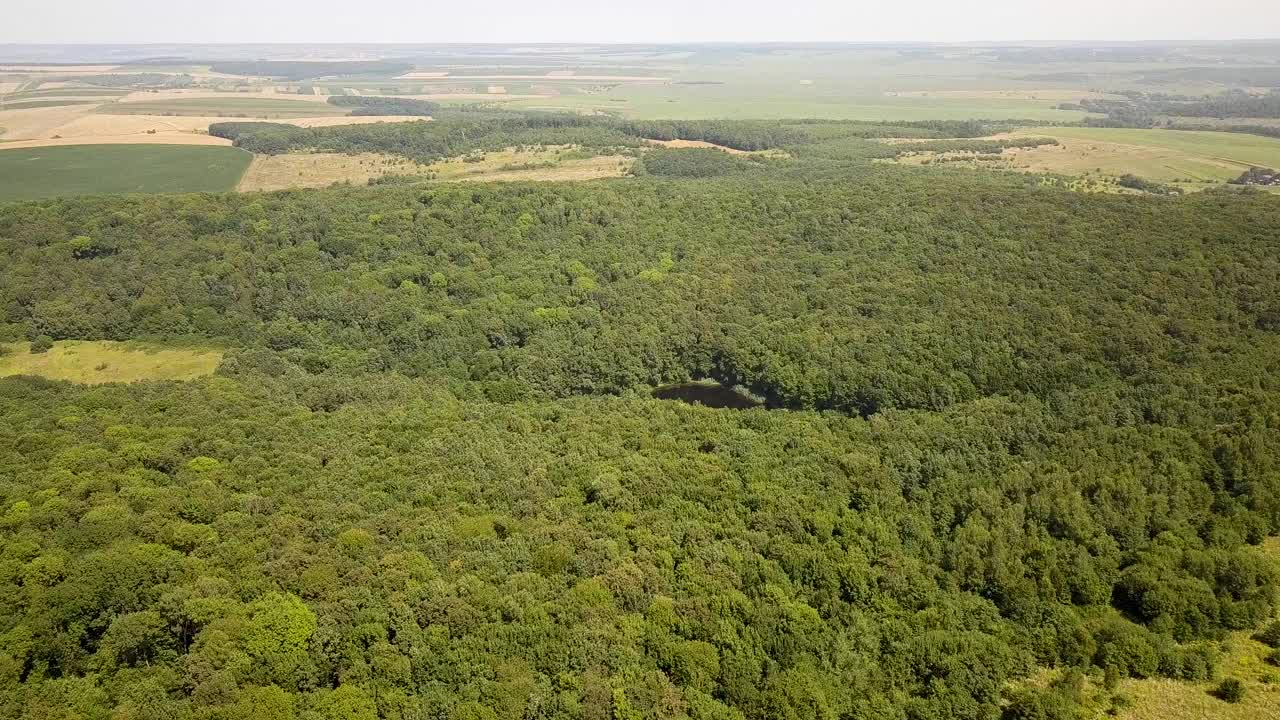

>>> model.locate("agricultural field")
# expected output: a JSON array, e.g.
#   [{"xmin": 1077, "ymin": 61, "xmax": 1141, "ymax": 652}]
[
  {"xmin": 894, "ymin": 127, "xmax": 1280, "ymax": 190},
  {"xmin": 0, "ymin": 340, "xmax": 223, "ymax": 383},
  {"xmin": 0, "ymin": 144, "xmax": 251, "ymax": 201},
  {"xmin": 98, "ymin": 96, "xmax": 347, "ymax": 118},
  {"xmin": 512, "ymin": 87, "xmax": 1094, "ymax": 121},
  {"xmin": 0, "ymin": 104, "xmax": 425, "ymax": 147}
]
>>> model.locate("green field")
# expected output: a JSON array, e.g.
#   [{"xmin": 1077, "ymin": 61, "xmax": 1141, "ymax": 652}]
[
  {"xmin": 0, "ymin": 99, "xmax": 101, "ymax": 110},
  {"xmin": 0, "ymin": 340, "xmax": 223, "ymax": 383},
  {"xmin": 5, "ymin": 88, "xmax": 132, "ymax": 99},
  {"xmin": 99, "ymin": 96, "xmax": 347, "ymax": 117},
  {"xmin": 513, "ymin": 88, "xmax": 1092, "ymax": 121},
  {"xmin": 1014, "ymin": 127, "xmax": 1280, "ymax": 183},
  {"xmin": 0, "ymin": 144, "xmax": 252, "ymax": 201}
]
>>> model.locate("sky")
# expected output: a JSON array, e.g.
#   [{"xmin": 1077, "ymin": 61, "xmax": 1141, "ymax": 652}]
[{"xmin": 4, "ymin": 0, "xmax": 1280, "ymax": 44}]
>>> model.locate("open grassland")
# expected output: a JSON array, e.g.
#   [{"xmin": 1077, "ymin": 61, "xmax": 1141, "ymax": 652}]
[
  {"xmin": 895, "ymin": 127, "xmax": 1280, "ymax": 190},
  {"xmin": 1104, "ymin": 539, "xmax": 1280, "ymax": 720},
  {"xmin": 511, "ymin": 89, "xmax": 1091, "ymax": 121},
  {"xmin": 0, "ymin": 145, "xmax": 251, "ymax": 201},
  {"xmin": 0, "ymin": 341, "xmax": 223, "ymax": 383},
  {"xmin": 1113, "ymin": 635, "xmax": 1280, "ymax": 720},
  {"xmin": 99, "ymin": 96, "xmax": 347, "ymax": 118},
  {"xmin": 238, "ymin": 152, "xmax": 434, "ymax": 191},
  {"xmin": 425, "ymin": 146, "xmax": 634, "ymax": 182}
]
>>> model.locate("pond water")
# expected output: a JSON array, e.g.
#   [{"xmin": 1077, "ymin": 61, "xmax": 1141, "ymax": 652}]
[{"xmin": 653, "ymin": 381, "xmax": 764, "ymax": 409}]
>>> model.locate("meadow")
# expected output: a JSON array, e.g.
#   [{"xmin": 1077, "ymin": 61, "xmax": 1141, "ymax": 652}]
[
  {"xmin": 895, "ymin": 126, "xmax": 1280, "ymax": 190},
  {"xmin": 0, "ymin": 340, "xmax": 223, "ymax": 383},
  {"xmin": 0, "ymin": 144, "xmax": 251, "ymax": 201},
  {"xmin": 424, "ymin": 145, "xmax": 634, "ymax": 182},
  {"xmin": 511, "ymin": 87, "xmax": 1093, "ymax": 121},
  {"xmin": 237, "ymin": 151, "xmax": 434, "ymax": 191}
]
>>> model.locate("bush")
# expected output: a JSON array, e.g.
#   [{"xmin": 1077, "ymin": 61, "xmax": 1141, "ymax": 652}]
[
  {"xmin": 1254, "ymin": 620, "xmax": 1280, "ymax": 648},
  {"xmin": 29, "ymin": 336, "xmax": 54, "ymax": 354},
  {"xmin": 1212, "ymin": 678, "xmax": 1246, "ymax": 703}
]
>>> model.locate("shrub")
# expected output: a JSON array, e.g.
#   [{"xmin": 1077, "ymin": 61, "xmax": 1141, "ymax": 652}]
[
  {"xmin": 29, "ymin": 336, "xmax": 54, "ymax": 354},
  {"xmin": 1212, "ymin": 678, "xmax": 1245, "ymax": 703},
  {"xmin": 1254, "ymin": 620, "xmax": 1280, "ymax": 648}
]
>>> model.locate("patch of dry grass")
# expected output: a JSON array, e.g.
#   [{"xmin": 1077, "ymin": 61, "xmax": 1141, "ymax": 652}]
[
  {"xmin": 237, "ymin": 152, "xmax": 433, "ymax": 191},
  {"xmin": 0, "ymin": 341, "xmax": 223, "ymax": 384},
  {"xmin": 644, "ymin": 138, "xmax": 750, "ymax": 154},
  {"xmin": 426, "ymin": 146, "xmax": 633, "ymax": 183},
  {"xmin": 892, "ymin": 128, "xmax": 1280, "ymax": 192}
]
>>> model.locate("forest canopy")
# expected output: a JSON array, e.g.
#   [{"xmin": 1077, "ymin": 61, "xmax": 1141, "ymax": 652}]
[{"xmin": 0, "ymin": 112, "xmax": 1279, "ymax": 720}]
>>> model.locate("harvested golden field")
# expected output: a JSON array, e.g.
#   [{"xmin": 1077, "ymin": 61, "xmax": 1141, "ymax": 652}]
[
  {"xmin": 114, "ymin": 88, "xmax": 334, "ymax": 105},
  {"xmin": 0, "ymin": 113, "xmax": 234, "ymax": 147},
  {"xmin": 237, "ymin": 152, "xmax": 433, "ymax": 191},
  {"xmin": 645, "ymin": 138, "xmax": 750, "ymax": 154},
  {"xmin": 0, "ymin": 341, "xmax": 223, "ymax": 384},
  {"xmin": 0, "ymin": 104, "xmax": 98, "ymax": 140},
  {"xmin": 0, "ymin": 134, "xmax": 231, "ymax": 150},
  {"xmin": 0, "ymin": 108, "xmax": 424, "ymax": 148},
  {"xmin": 287, "ymin": 115, "xmax": 430, "ymax": 128}
]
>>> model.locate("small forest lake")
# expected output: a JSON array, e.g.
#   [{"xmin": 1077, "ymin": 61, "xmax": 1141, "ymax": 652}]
[{"xmin": 652, "ymin": 381, "xmax": 766, "ymax": 409}]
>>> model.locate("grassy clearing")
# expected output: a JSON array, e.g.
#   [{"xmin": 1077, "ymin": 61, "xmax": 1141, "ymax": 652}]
[
  {"xmin": 99, "ymin": 97, "xmax": 347, "ymax": 118},
  {"xmin": 0, "ymin": 144, "xmax": 252, "ymax": 201},
  {"xmin": 0, "ymin": 341, "xmax": 223, "ymax": 383},
  {"xmin": 425, "ymin": 146, "xmax": 634, "ymax": 183},
  {"xmin": 894, "ymin": 127, "xmax": 1280, "ymax": 191},
  {"xmin": 1112, "ymin": 635, "xmax": 1280, "ymax": 720},
  {"xmin": 1093, "ymin": 539, "xmax": 1280, "ymax": 720},
  {"xmin": 238, "ymin": 152, "xmax": 433, "ymax": 191},
  {"xmin": 1015, "ymin": 127, "xmax": 1280, "ymax": 177}
]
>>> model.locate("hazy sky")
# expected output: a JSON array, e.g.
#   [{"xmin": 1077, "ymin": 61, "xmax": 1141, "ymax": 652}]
[{"xmin": 4, "ymin": 0, "xmax": 1279, "ymax": 44}]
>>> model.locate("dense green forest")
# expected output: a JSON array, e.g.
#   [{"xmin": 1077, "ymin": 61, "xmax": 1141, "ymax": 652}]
[
  {"xmin": 1073, "ymin": 92, "xmax": 1280, "ymax": 138},
  {"xmin": 207, "ymin": 114, "xmax": 1020, "ymax": 165},
  {"xmin": 1, "ymin": 112, "xmax": 1279, "ymax": 720},
  {"xmin": 326, "ymin": 96, "xmax": 441, "ymax": 117}
]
